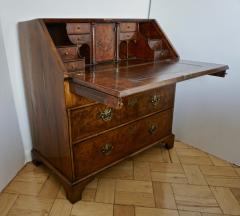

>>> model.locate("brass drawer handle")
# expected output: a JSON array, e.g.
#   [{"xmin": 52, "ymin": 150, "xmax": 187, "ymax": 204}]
[
  {"xmin": 101, "ymin": 143, "xmax": 113, "ymax": 156},
  {"xmin": 99, "ymin": 108, "xmax": 112, "ymax": 121},
  {"xmin": 149, "ymin": 124, "xmax": 157, "ymax": 134},
  {"xmin": 151, "ymin": 94, "xmax": 161, "ymax": 106}
]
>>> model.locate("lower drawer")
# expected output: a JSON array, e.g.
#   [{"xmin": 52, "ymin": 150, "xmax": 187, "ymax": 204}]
[{"xmin": 73, "ymin": 109, "xmax": 173, "ymax": 179}]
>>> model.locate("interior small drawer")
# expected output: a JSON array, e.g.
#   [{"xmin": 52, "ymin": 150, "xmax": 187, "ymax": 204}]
[
  {"xmin": 64, "ymin": 60, "xmax": 85, "ymax": 72},
  {"xmin": 73, "ymin": 109, "xmax": 173, "ymax": 179},
  {"xmin": 120, "ymin": 32, "xmax": 136, "ymax": 41},
  {"xmin": 68, "ymin": 34, "xmax": 91, "ymax": 45},
  {"xmin": 57, "ymin": 46, "xmax": 78, "ymax": 62},
  {"xmin": 66, "ymin": 23, "xmax": 91, "ymax": 34},
  {"xmin": 120, "ymin": 22, "xmax": 137, "ymax": 32}
]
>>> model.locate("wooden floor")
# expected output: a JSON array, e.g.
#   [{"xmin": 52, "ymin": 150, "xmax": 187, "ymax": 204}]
[{"xmin": 1, "ymin": 141, "xmax": 240, "ymax": 216}]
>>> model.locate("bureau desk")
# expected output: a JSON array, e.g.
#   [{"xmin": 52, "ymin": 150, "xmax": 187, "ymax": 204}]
[{"xmin": 19, "ymin": 19, "xmax": 228, "ymax": 203}]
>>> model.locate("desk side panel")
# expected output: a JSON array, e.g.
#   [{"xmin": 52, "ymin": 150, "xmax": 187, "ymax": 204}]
[{"xmin": 19, "ymin": 19, "xmax": 73, "ymax": 181}]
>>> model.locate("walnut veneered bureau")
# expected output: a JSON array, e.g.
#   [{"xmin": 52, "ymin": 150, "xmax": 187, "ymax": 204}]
[{"xmin": 19, "ymin": 18, "xmax": 228, "ymax": 203}]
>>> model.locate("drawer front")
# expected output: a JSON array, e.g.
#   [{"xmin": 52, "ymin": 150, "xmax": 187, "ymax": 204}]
[
  {"xmin": 66, "ymin": 23, "xmax": 91, "ymax": 34},
  {"xmin": 73, "ymin": 109, "xmax": 173, "ymax": 179},
  {"xmin": 68, "ymin": 34, "xmax": 91, "ymax": 45},
  {"xmin": 120, "ymin": 22, "xmax": 137, "ymax": 32},
  {"xmin": 70, "ymin": 84, "xmax": 175, "ymax": 143},
  {"xmin": 120, "ymin": 32, "xmax": 136, "ymax": 41},
  {"xmin": 58, "ymin": 47, "xmax": 78, "ymax": 61},
  {"xmin": 64, "ymin": 60, "xmax": 85, "ymax": 72}
]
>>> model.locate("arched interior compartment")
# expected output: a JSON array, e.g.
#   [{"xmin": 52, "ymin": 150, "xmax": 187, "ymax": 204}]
[
  {"xmin": 79, "ymin": 44, "xmax": 90, "ymax": 64},
  {"xmin": 119, "ymin": 41, "xmax": 127, "ymax": 60}
]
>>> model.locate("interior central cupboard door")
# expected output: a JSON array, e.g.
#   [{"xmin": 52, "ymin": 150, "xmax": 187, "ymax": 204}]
[{"xmin": 95, "ymin": 23, "xmax": 116, "ymax": 62}]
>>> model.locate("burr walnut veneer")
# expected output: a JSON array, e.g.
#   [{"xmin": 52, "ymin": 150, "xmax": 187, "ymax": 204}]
[{"xmin": 19, "ymin": 18, "xmax": 228, "ymax": 203}]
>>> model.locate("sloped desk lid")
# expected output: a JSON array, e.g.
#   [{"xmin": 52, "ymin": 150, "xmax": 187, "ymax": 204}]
[{"xmin": 69, "ymin": 59, "xmax": 228, "ymax": 109}]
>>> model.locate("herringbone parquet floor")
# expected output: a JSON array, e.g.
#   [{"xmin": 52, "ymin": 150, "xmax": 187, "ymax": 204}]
[{"xmin": 0, "ymin": 141, "xmax": 240, "ymax": 216}]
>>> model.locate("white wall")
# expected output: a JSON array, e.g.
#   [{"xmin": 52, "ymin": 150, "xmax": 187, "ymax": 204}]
[
  {"xmin": 151, "ymin": 0, "xmax": 240, "ymax": 165},
  {"xmin": 0, "ymin": 20, "xmax": 25, "ymax": 191},
  {"xmin": 0, "ymin": 0, "xmax": 150, "ymax": 161}
]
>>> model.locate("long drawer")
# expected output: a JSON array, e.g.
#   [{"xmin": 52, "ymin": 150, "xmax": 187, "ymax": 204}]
[
  {"xmin": 69, "ymin": 84, "xmax": 175, "ymax": 143},
  {"xmin": 73, "ymin": 109, "xmax": 173, "ymax": 179}
]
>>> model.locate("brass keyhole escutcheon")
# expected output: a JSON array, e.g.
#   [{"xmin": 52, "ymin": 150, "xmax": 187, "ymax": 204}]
[
  {"xmin": 101, "ymin": 143, "xmax": 113, "ymax": 156},
  {"xmin": 99, "ymin": 108, "xmax": 112, "ymax": 121},
  {"xmin": 149, "ymin": 124, "xmax": 157, "ymax": 134},
  {"xmin": 151, "ymin": 94, "xmax": 161, "ymax": 106}
]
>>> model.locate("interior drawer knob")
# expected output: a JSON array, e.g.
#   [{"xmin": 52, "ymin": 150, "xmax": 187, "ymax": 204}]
[
  {"xmin": 99, "ymin": 108, "xmax": 112, "ymax": 121},
  {"xmin": 101, "ymin": 143, "xmax": 113, "ymax": 156},
  {"xmin": 149, "ymin": 124, "xmax": 157, "ymax": 134},
  {"xmin": 151, "ymin": 94, "xmax": 161, "ymax": 106}
]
